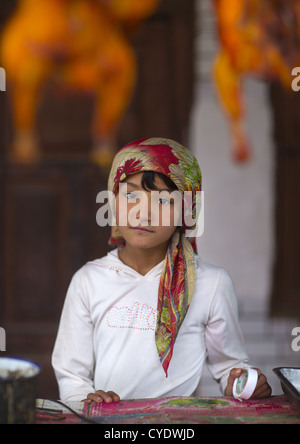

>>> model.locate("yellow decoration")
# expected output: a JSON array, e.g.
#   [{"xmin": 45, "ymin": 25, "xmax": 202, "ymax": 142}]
[
  {"xmin": 213, "ymin": 0, "xmax": 300, "ymax": 162},
  {"xmin": 0, "ymin": 0, "xmax": 159, "ymax": 165}
]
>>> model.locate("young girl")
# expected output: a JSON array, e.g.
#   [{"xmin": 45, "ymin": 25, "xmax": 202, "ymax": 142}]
[{"xmin": 52, "ymin": 137, "xmax": 271, "ymax": 403}]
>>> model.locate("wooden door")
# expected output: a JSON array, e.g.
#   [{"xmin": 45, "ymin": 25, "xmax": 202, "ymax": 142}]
[
  {"xmin": 0, "ymin": 0, "xmax": 196, "ymax": 398},
  {"xmin": 269, "ymin": 82, "xmax": 300, "ymax": 319}
]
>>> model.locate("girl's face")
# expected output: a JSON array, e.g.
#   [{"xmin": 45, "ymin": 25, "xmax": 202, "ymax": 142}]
[{"xmin": 115, "ymin": 172, "xmax": 181, "ymax": 252}]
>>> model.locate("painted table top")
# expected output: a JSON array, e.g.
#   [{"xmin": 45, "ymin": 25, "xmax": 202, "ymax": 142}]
[{"xmin": 36, "ymin": 395, "xmax": 300, "ymax": 424}]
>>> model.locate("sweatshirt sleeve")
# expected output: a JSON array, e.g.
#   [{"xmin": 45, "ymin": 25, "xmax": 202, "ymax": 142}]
[
  {"xmin": 204, "ymin": 268, "xmax": 249, "ymax": 394},
  {"xmin": 52, "ymin": 268, "xmax": 95, "ymax": 402}
]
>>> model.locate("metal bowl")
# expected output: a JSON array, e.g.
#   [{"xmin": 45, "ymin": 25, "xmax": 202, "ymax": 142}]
[
  {"xmin": 273, "ymin": 367, "xmax": 300, "ymax": 414},
  {"xmin": 0, "ymin": 357, "xmax": 41, "ymax": 424}
]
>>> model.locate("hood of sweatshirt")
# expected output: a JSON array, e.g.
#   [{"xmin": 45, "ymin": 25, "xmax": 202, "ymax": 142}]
[{"xmin": 90, "ymin": 248, "xmax": 165, "ymax": 281}]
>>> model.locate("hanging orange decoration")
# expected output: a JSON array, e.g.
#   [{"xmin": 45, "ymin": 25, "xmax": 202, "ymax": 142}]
[
  {"xmin": 0, "ymin": 0, "xmax": 159, "ymax": 166},
  {"xmin": 213, "ymin": 0, "xmax": 300, "ymax": 162}
]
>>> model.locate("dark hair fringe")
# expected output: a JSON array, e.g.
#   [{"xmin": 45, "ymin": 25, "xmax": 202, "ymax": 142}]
[{"xmin": 141, "ymin": 171, "xmax": 178, "ymax": 192}]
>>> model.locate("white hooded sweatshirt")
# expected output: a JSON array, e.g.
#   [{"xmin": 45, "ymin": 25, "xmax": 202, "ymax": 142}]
[{"xmin": 52, "ymin": 249, "xmax": 249, "ymax": 402}]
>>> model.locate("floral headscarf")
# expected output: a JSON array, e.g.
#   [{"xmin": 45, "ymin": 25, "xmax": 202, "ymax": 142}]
[{"xmin": 108, "ymin": 137, "xmax": 202, "ymax": 376}]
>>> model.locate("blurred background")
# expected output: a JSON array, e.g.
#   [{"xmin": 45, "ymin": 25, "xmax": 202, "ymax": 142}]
[{"xmin": 0, "ymin": 0, "xmax": 299, "ymax": 399}]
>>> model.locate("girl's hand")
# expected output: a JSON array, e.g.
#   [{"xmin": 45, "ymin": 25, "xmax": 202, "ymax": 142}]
[
  {"xmin": 83, "ymin": 390, "xmax": 120, "ymax": 404},
  {"xmin": 225, "ymin": 368, "xmax": 272, "ymax": 399}
]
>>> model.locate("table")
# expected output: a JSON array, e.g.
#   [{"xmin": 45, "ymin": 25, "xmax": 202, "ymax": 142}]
[{"xmin": 36, "ymin": 395, "xmax": 300, "ymax": 424}]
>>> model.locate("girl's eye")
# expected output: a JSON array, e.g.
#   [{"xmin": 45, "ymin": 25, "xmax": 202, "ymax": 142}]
[
  {"xmin": 126, "ymin": 192, "xmax": 137, "ymax": 200},
  {"xmin": 158, "ymin": 198, "xmax": 171, "ymax": 206}
]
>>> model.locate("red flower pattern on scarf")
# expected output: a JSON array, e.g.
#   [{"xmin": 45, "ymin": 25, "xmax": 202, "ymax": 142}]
[{"xmin": 113, "ymin": 159, "xmax": 143, "ymax": 193}]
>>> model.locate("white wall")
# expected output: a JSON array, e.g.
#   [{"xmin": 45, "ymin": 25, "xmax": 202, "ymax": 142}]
[{"xmin": 189, "ymin": 0, "xmax": 275, "ymax": 303}]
